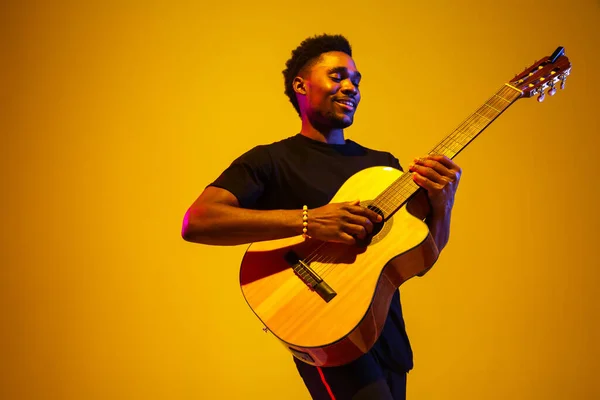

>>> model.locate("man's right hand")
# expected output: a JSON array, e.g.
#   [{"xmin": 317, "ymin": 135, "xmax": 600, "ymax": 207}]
[{"xmin": 309, "ymin": 200, "xmax": 382, "ymax": 245}]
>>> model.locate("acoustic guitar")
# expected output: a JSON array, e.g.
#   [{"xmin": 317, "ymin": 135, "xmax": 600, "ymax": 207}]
[{"xmin": 239, "ymin": 47, "xmax": 572, "ymax": 367}]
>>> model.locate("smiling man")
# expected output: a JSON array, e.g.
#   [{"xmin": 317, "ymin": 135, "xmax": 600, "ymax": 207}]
[{"xmin": 182, "ymin": 34, "xmax": 461, "ymax": 399}]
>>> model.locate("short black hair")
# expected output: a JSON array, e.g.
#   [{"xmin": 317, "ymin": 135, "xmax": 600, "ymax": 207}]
[{"xmin": 282, "ymin": 34, "xmax": 353, "ymax": 118}]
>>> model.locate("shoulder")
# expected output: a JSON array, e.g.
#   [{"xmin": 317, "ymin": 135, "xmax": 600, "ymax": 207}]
[
  {"xmin": 228, "ymin": 135, "xmax": 300, "ymax": 171},
  {"xmin": 242, "ymin": 135, "xmax": 298, "ymax": 155},
  {"xmin": 240, "ymin": 135, "xmax": 300, "ymax": 161},
  {"xmin": 347, "ymin": 139, "xmax": 403, "ymax": 170}
]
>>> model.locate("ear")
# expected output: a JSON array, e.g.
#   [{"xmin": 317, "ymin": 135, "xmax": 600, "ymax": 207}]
[{"xmin": 293, "ymin": 76, "xmax": 307, "ymax": 95}]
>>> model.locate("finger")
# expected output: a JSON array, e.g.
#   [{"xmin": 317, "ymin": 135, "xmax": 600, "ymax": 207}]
[
  {"xmin": 412, "ymin": 172, "xmax": 443, "ymax": 192},
  {"xmin": 409, "ymin": 162, "xmax": 449, "ymax": 185},
  {"xmin": 346, "ymin": 214, "xmax": 374, "ymax": 234},
  {"xmin": 412, "ymin": 157, "xmax": 454, "ymax": 179},
  {"xmin": 427, "ymin": 155, "xmax": 461, "ymax": 182},
  {"xmin": 331, "ymin": 232, "xmax": 356, "ymax": 245},
  {"xmin": 423, "ymin": 154, "xmax": 461, "ymax": 172},
  {"xmin": 344, "ymin": 223, "xmax": 368, "ymax": 239},
  {"xmin": 349, "ymin": 205, "xmax": 383, "ymax": 222}
]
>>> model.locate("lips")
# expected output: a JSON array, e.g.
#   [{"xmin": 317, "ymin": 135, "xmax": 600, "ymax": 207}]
[{"xmin": 334, "ymin": 99, "xmax": 356, "ymax": 111}]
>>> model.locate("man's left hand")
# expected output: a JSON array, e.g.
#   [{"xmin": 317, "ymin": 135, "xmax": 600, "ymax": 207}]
[{"xmin": 408, "ymin": 154, "xmax": 462, "ymax": 214}]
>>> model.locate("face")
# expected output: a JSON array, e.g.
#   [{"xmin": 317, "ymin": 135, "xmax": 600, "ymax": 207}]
[{"xmin": 295, "ymin": 51, "xmax": 362, "ymax": 129}]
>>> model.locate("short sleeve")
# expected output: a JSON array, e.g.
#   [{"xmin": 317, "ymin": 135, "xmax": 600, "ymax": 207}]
[
  {"xmin": 387, "ymin": 153, "xmax": 403, "ymax": 171},
  {"xmin": 209, "ymin": 145, "xmax": 272, "ymax": 208}
]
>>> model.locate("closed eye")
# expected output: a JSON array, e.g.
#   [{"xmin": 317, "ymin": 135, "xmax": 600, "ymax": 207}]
[
  {"xmin": 328, "ymin": 67, "xmax": 362, "ymax": 86},
  {"xmin": 329, "ymin": 76, "xmax": 360, "ymax": 87}
]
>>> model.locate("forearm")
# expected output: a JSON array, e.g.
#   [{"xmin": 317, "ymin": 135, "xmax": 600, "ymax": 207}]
[
  {"xmin": 426, "ymin": 206, "xmax": 452, "ymax": 253},
  {"xmin": 182, "ymin": 203, "xmax": 302, "ymax": 246}
]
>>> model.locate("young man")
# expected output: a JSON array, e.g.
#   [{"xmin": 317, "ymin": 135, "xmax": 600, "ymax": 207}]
[{"xmin": 182, "ymin": 34, "xmax": 461, "ymax": 400}]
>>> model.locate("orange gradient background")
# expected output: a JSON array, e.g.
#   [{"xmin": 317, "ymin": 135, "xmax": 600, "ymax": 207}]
[{"xmin": 2, "ymin": 1, "xmax": 599, "ymax": 399}]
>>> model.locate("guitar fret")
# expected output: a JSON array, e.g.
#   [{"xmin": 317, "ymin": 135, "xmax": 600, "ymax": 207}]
[
  {"xmin": 494, "ymin": 93, "xmax": 511, "ymax": 103},
  {"xmin": 479, "ymin": 105, "xmax": 498, "ymax": 118},
  {"xmin": 486, "ymin": 100, "xmax": 504, "ymax": 113},
  {"xmin": 438, "ymin": 138, "xmax": 461, "ymax": 155},
  {"xmin": 483, "ymin": 102, "xmax": 501, "ymax": 113},
  {"xmin": 474, "ymin": 112, "xmax": 491, "ymax": 120},
  {"xmin": 504, "ymin": 83, "xmax": 523, "ymax": 95}
]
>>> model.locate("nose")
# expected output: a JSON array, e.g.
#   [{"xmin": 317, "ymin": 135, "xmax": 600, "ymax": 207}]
[{"xmin": 341, "ymin": 79, "xmax": 358, "ymax": 96}]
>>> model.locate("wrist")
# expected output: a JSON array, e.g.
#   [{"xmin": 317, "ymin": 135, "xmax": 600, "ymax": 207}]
[
  {"xmin": 302, "ymin": 205, "xmax": 309, "ymax": 238},
  {"xmin": 427, "ymin": 202, "xmax": 452, "ymax": 222}
]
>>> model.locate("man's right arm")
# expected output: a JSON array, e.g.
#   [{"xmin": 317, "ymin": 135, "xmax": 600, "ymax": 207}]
[
  {"xmin": 181, "ymin": 186, "xmax": 302, "ymax": 246},
  {"xmin": 181, "ymin": 187, "xmax": 381, "ymax": 246}
]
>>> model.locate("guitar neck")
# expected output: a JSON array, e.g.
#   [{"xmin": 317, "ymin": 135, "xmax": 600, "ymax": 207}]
[
  {"xmin": 373, "ymin": 84, "xmax": 523, "ymax": 219},
  {"xmin": 429, "ymin": 84, "xmax": 523, "ymax": 159}
]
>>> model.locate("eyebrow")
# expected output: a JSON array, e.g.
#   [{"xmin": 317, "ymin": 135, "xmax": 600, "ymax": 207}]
[{"xmin": 328, "ymin": 66, "xmax": 362, "ymax": 81}]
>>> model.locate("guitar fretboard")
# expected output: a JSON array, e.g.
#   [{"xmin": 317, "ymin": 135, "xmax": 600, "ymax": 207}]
[{"xmin": 372, "ymin": 84, "xmax": 523, "ymax": 218}]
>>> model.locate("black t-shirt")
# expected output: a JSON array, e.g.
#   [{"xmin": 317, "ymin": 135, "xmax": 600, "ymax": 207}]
[{"xmin": 210, "ymin": 133, "xmax": 413, "ymax": 373}]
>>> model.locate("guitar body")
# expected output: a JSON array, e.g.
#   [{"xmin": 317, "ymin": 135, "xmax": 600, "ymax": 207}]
[{"xmin": 239, "ymin": 167, "xmax": 440, "ymax": 367}]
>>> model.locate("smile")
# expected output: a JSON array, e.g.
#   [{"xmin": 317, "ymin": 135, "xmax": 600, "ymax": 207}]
[{"xmin": 335, "ymin": 100, "xmax": 355, "ymax": 110}]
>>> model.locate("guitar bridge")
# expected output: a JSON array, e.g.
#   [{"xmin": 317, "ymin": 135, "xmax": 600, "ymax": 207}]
[{"xmin": 284, "ymin": 251, "xmax": 336, "ymax": 303}]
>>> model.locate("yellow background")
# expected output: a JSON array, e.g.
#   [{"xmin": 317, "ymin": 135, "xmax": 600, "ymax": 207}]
[{"xmin": 2, "ymin": 0, "xmax": 599, "ymax": 399}]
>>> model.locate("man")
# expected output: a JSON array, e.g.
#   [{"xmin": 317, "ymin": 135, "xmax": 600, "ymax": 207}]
[{"xmin": 182, "ymin": 34, "xmax": 461, "ymax": 400}]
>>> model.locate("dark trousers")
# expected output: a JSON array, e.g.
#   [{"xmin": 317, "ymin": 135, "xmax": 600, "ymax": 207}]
[{"xmin": 294, "ymin": 356, "xmax": 407, "ymax": 400}]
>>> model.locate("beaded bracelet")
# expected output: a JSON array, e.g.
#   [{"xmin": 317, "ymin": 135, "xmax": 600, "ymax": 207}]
[{"xmin": 302, "ymin": 205, "xmax": 309, "ymax": 238}]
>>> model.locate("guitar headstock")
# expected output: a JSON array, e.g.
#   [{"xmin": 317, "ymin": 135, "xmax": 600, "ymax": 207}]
[{"xmin": 509, "ymin": 47, "xmax": 572, "ymax": 102}]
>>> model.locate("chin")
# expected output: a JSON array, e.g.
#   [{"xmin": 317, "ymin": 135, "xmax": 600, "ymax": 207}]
[
  {"xmin": 333, "ymin": 116, "xmax": 354, "ymax": 129},
  {"xmin": 317, "ymin": 111, "xmax": 355, "ymax": 129}
]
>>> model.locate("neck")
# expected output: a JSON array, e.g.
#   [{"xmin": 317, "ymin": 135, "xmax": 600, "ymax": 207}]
[{"xmin": 299, "ymin": 115, "xmax": 345, "ymax": 144}]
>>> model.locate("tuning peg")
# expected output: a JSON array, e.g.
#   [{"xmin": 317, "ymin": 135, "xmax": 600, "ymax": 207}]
[
  {"xmin": 560, "ymin": 75, "xmax": 567, "ymax": 89},
  {"xmin": 537, "ymin": 90, "xmax": 546, "ymax": 102},
  {"xmin": 548, "ymin": 84, "xmax": 557, "ymax": 96}
]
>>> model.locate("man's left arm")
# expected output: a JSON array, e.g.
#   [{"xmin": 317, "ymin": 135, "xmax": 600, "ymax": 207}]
[{"xmin": 408, "ymin": 154, "xmax": 462, "ymax": 252}]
